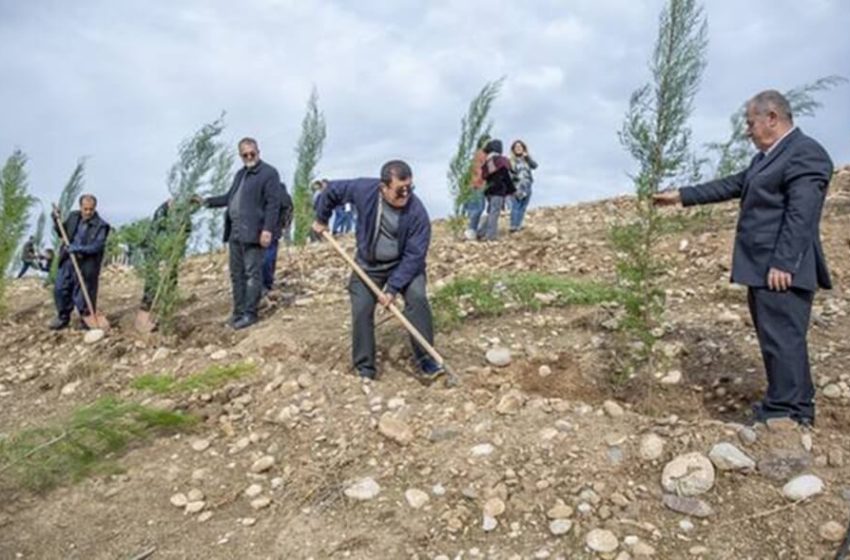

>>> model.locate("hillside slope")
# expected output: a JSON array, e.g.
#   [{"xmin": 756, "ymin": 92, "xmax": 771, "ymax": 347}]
[{"xmin": 1, "ymin": 167, "xmax": 850, "ymax": 559}]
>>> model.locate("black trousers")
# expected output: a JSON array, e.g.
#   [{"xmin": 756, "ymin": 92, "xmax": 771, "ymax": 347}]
[
  {"xmin": 747, "ymin": 287, "xmax": 815, "ymax": 423},
  {"xmin": 54, "ymin": 258, "xmax": 99, "ymax": 319},
  {"xmin": 348, "ymin": 270, "xmax": 434, "ymax": 377},
  {"xmin": 228, "ymin": 241, "xmax": 264, "ymax": 318}
]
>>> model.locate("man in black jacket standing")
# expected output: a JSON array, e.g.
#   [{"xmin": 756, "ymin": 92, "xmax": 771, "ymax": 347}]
[
  {"xmin": 49, "ymin": 194, "xmax": 111, "ymax": 330},
  {"xmin": 654, "ymin": 90, "xmax": 833, "ymax": 427},
  {"xmin": 205, "ymin": 137, "xmax": 282, "ymax": 329}
]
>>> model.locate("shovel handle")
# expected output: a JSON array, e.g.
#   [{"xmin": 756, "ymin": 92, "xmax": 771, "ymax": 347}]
[
  {"xmin": 54, "ymin": 209, "xmax": 98, "ymax": 319},
  {"xmin": 321, "ymin": 230, "xmax": 446, "ymax": 367}
]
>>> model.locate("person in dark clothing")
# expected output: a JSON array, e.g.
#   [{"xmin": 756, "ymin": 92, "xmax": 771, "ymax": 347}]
[
  {"xmin": 139, "ymin": 196, "xmax": 200, "ymax": 312},
  {"xmin": 480, "ymin": 139, "xmax": 515, "ymax": 241},
  {"xmin": 312, "ymin": 160, "xmax": 444, "ymax": 382},
  {"xmin": 205, "ymin": 137, "xmax": 282, "ymax": 330},
  {"xmin": 17, "ymin": 236, "xmax": 38, "ymax": 278},
  {"xmin": 49, "ymin": 194, "xmax": 111, "ymax": 330},
  {"xmin": 654, "ymin": 90, "xmax": 833, "ymax": 427},
  {"xmin": 262, "ymin": 182, "xmax": 293, "ymax": 292},
  {"xmin": 38, "ymin": 248, "xmax": 54, "ymax": 272}
]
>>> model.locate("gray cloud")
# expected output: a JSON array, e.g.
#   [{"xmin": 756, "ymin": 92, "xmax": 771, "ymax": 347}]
[{"xmin": 1, "ymin": 0, "xmax": 847, "ymax": 226}]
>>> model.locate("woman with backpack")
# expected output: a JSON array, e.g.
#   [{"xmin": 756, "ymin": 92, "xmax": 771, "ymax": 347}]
[
  {"xmin": 480, "ymin": 139, "xmax": 515, "ymax": 241},
  {"xmin": 509, "ymin": 139, "xmax": 538, "ymax": 232}
]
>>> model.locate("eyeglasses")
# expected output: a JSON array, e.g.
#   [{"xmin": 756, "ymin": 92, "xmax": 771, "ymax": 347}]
[{"xmin": 240, "ymin": 151, "xmax": 257, "ymax": 159}]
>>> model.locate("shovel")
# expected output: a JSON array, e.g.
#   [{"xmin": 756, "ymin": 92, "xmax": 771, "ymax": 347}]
[
  {"xmin": 53, "ymin": 205, "xmax": 110, "ymax": 331},
  {"xmin": 321, "ymin": 230, "xmax": 458, "ymax": 387}
]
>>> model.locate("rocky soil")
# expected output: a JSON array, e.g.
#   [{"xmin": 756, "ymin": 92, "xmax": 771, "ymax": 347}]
[{"xmin": 1, "ymin": 166, "xmax": 850, "ymax": 559}]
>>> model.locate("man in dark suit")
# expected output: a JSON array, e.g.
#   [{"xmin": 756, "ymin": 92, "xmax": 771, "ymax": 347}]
[
  {"xmin": 205, "ymin": 137, "xmax": 282, "ymax": 330},
  {"xmin": 654, "ymin": 90, "xmax": 833, "ymax": 427},
  {"xmin": 49, "ymin": 194, "xmax": 111, "ymax": 330}
]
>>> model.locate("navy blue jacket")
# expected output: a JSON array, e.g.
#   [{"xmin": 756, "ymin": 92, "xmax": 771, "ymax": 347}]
[
  {"xmin": 54, "ymin": 210, "xmax": 111, "ymax": 279},
  {"xmin": 205, "ymin": 160, "xmax": 282, "ymax": 244},
  {"xmin": 680, "ymin": 128, "xmax": 832, "ymax": 291},
  {"xmin": 315, "ymin": 178, "xmax": 431, "ymax": 294}
]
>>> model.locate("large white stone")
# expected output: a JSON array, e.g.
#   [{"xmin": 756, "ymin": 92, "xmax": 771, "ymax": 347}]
[
  {"xmin": 586, "ymin": 529, "xmax": 619, "ymax": 553},
  {"xmin": 485, "ymin": 347, "xmax": 512, "ymax": 367},
  {"xmin": 709, "ymin": 442, "xmax": 756, "ymax": 471},
  {"xmin": 661, "ymin": 452, "xmax": 715, "ymax": 496},
  {"xmin": 344, "ymin": 477, "xmax": 381, "ymax": 501},
  {"xmin": 782, "ymin": 474, "xmax": 824, "ymax": 501}
]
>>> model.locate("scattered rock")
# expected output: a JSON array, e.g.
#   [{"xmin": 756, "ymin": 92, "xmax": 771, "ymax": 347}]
[
  {"xmin": 244, "ymin": 484, "xmax": 263, "ymax": 498},
  {"xmin": 405, "ymin": 488, "xmax": 429, "ymax": 509},
  {"xmin": 538, "ymin": 365, "xmax": 552, "ymax": 377},
  {"xmin": 191, "ymin": 439, "xmax": 211, "ymax": 452},
  {"xmin": 250, "ymin": 456, "xmax": 276, "ymax": 473},
  {"xmin": 378, "ymin": 414, "xmax": 414, "ymax": 445},
  {"xmin": 709, "ymin": 442, "xmax": 755, "ymax": 471},
  {"xmin": 483, "ymin": 497, "xmax": 506, "ymax": 518},
  {"xmin": 496, "ymin": 390, "xmax": 525, "ymax": 415},
  {"xmin": 639, "ymin": 433, "xmax": 665, "ymax": 461},
  {"xmin": 549, "ymin": 519, "xmax": 573, "ymax": 536},
  {"xmin": 662, "ymin": 494, "xmax": 714, "ymax": 518},
  {"xmin": 60, "ymin": 380, "xmax": 81, "ymax": 396},
  {"xmin": 717, "ymin": 310, "xmax": 741, "ymax": 324},
  {"xmin": 661, "ymin": 453, "xmax": 715, "ymax": 496},
  {"xmin": 586, "ymin": 528, "xmax": 619, "ymax": 553},
  {"xmin": 197, "ymin": 511, "xmax": 213, "ymax": 523},
  {"xmin": 486, "ymin": 347, "xmax": 512, "ymax": 367},
  {"xmin": 547, "ymin": 503, "xmax": 574, "ymax": 519},
  {"xmin": 660, "ymin": 370, "xmax": 682, "ymax": 385},
  {"xmin": 819, "ymin": 521, "xmax": 845, "ymax": 542},
  {"xmin": 250, "ymin": 497, "xmax": 272, "ymax": 510},
  {"xmin": 210, "ymin": 349, "xmax": 228, "ymax": 360},
  {"xmin": 83, "ymin": 329, "xmax": 105, "ymax": 344},
  {"xmin": 170, "ymin": 493, "xmax": 188, "ymax": 508},
  {"xmin": 822, "ymin": 384, "xmax": 842, "ymax": 399},
  {"xmin": 801, "ymin": 433, "xmax": 813, "ymax": 452},
  {"xmin": 737, "ymin": 427, "xmax": 757, "ymax": 445},
  {"xmin": 603, "ymin": 400, "xmax": 625, "ymax": 418},
  {"xmin": 782, "ymin": 474, "xmax": 824, "ymax": 501},
  {"xmin": 766, "ymin": 417, "xmax": 798, "ymax": 432},
  {"xmin": 482, "ymin": 515, "xmax": 498, "ymax": 532},
  {"xmin": 185, "ymin": 501, "xmax": 205, "ymax": 514},
  {"xmin": 186, "ymin": 488, "xmax": 204, "ymax": 502},
  {"xmin": 344, "ymin": 477, "xmax": 381, "ymax": 501},
  {"xmin": 470, "ymin": 443, "xmax": 495, "ymax": 457}
]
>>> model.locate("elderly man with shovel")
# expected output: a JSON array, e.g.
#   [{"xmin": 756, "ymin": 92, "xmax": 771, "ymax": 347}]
[
  {"xmin": 49, "ymin": 194, "xmax": 111, "ymax": 330},
  {"xmin": 312, "ymin": 160, "xmax": 454, "ymax": 384}
]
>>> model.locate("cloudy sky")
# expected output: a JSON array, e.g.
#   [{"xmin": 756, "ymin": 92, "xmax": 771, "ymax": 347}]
[{"xmin": 1, "ymin": 0, "xmax": 848, "ymax": 227}]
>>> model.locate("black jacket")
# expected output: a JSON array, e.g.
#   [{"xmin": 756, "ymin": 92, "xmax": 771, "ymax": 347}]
[
  {"xmin": 55, "ymin": 210, "xmax": 111, "ymax": 279},
  {"xmin": 206, "ymin": 160, "xmax": 282, "ymax": 244},
  {"xmin": 279, "ymin": 183, "xmax": 293, "ymax": 235},
  {"xmin": 680, "ymin": 128, "xmax": 832, "ymax": 291}
]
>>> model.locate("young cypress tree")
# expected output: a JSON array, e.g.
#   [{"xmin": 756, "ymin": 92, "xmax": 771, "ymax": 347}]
[
  {"xmin": 0, "ymin": 150, "xmax": 35, "ymax": 312},
  {"xmin": 47, "ymin": 158, "xmax": 87, "ymax": 283},
  {"xmin": 291, "ymin": 88, "xmax": 326, "ymax": 246},
  {"xmin": 140, "ymin": 117, "xmax": 226, "ymax": 331},
  {"xmin": 446, "ymin": 78, "xmax": 504, "ymax": 226},
  {"xmin": 613, "ymin": 0, "xmax": 708, "ymax": 373}
]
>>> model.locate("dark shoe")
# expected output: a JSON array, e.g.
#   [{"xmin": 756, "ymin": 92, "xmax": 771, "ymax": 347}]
[
  {"xmin": 227, "ymin": 314, "xmax": 241, "ymax": 327},
  {"xmin": 48, "ymin": 317, "xmax": 70, "ymax": 330},
  {"xmin": 75, "ymin": 318, "xmax": 91, "ymax": 331},
  {"xmin": 357, "ymin": 369, "xmax": 376, "ymax": 381},
  {"xmin": 233, "ymin": 314, "xmax": 258, "ymax": 330},
  {"xmin": 417, "ymin": 357, "xmax": 446, "ymax": 380}
]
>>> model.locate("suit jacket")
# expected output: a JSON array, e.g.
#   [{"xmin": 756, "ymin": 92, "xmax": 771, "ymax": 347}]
[
  {"xmin": 54, "ymin": 210, "xmax": 111, "ymax": 279},
  {"xmin": 205, "ymin": 160, "xmax": 282, "ymax": 244},
  {"xmin": 680, "ymin": 128, "xmax": 833, "ymax": 291}
]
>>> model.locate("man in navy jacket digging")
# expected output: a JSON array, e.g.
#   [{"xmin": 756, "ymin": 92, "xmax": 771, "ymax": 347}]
[{"xmin": 312, "ymin": 160, "xmax": 444, "ymax": 381}]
